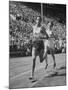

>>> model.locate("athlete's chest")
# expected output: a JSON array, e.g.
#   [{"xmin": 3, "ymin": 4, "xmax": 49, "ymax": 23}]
[
  {"xmin": 46, "ymin": 30, "xmax": 52, "ymax": 37},
  {"xmin": 33, "ymin": 26, "xmax": 41, "ymax": 34}
]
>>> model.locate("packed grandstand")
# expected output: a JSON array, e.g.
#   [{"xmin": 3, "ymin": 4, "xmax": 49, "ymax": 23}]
[{"xmin": 9, "ymin": 1, "xmax": 66, "ymax": 57}]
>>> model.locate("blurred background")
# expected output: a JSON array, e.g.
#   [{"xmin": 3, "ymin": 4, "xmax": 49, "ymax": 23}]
[{"xmin": 9, "ymin": 1, "xmax": 66, "ymax": 57}]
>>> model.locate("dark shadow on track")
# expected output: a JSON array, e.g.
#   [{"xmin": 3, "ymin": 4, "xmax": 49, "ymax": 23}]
[
  {"xmin": 46, "ymin": 66, "xmax": 66, "ymax": 78},
  {"xmin": 57, "ymin": 66, "xmax": 66, "ymax": 70}
]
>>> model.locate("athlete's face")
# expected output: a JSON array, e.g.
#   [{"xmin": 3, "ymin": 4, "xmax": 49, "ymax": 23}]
[{"xmin": 36, "ymin": 17, "xmax": 40, "ymax": 24}]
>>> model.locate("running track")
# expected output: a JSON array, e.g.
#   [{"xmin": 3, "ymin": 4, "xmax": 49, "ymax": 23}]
[{"xmin": 9, "ymin": 54, "xmax": 66, "ymax": 89}]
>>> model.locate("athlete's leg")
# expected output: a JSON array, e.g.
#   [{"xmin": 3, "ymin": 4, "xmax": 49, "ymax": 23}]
[
  {"xmin": 43, "ymin": 41, "xmax": 48, "ymax": 69},
  {"xmin": 51, "ymin": 49, "xmax": 56, "ymax": 68},
  {"xmin": 31, "ymin": 47, "xmax": 37, "ymax": 78}
]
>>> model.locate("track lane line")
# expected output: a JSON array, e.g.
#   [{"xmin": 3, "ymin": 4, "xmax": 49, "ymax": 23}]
[{"xmin": 10, "ymin": 61, "xmax": 65, "ymax": 80}]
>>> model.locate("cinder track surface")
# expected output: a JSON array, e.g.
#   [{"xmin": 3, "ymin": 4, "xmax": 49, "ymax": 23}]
[{"xmin": 9, "ymin": 54, "xmax": 66, "ymax": 89}]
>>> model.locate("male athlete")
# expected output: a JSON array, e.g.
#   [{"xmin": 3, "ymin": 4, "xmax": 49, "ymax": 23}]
[{"xmin": 30, "ymin": 16, "xmax": 47, "ymax": 79}]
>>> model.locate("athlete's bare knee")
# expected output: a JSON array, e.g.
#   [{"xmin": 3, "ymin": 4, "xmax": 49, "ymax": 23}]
[
  {"xmin": 43, "ymin": 48, "xmax": 47, "ymax": 58},
  {"xmin": 32, "ymin": 47, "xmax": 36, "ymax": 59}
]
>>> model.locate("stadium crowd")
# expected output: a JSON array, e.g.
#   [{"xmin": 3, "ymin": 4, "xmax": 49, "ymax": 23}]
[{"xmin": 9, "ymin": 1, "xmax": 66, "ymax": 57}]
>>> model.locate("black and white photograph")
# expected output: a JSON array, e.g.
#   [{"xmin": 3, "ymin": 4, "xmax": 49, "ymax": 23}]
[{"xmin": 9, "ymin": 0, "xmax": 66, "ymax": 89}]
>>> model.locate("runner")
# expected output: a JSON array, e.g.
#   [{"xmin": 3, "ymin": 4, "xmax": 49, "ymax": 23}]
[{"xmin": 30, "ymin": 16, "xmax": 47, "ymax": 79}]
